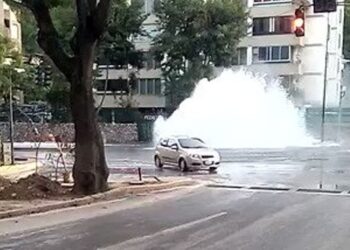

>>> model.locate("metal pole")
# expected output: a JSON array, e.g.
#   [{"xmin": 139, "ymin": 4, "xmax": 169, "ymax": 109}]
[
  {"xmin": 9, "ymin": 81, "xmax": 14, "ymax": 165},
  {"xmin": 337, "ymin": 86, "xmax": 346, "ymax": 142},
  {"xmin": 337, "ymin": 88, "xmax": 343, "ymax": 142},
  {"xmin": 321, "ymin": 13, "xmax": 330, "ymax": 142},
  {"xmin": 138, "ymin": 167, "xmax": 142, "ymax": 181}
]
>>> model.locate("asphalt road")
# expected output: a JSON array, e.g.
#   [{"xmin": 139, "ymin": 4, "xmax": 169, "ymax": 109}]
[
  {"xmin": 16, "ymin": 143, "xmax": 350, "ymax": 190},
  {"xmin": 1, "ymin": 186, "xmax": 350, "ymax": 250}
]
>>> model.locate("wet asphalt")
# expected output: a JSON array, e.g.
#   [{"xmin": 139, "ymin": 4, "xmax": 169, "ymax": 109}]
[{"xmin": 15, "ymin": 142, "xmax": 350, "ymax": 191}]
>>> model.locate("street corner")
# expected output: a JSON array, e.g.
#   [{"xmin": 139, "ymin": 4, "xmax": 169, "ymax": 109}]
[{"xmin": 0, "ymin": 175, "xmax": 198, "ymax": 220}]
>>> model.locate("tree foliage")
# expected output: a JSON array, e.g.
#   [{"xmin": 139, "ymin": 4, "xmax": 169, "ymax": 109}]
[
  {"xmin": 18, "ymin": 1, "xmax": 75, "ymax": 120},
  {"xmin": 95, "ymin": 0, "xmax": 147, "ymax": 110},
  {"xmin": 98, "ymin": 0, "xmax": 147, "ymax": 68},
  {"xmin": 0, "ymin": 34, "xmax": 34, "ymax": 102},
  {"xmin": 19, "ymin": 0, "xmax": 147, "ymax": 118},
  {"xmin": 46, "ymin": 80, "xmax": 71, "ymax": 122},
  {"xmin": 153, "ymin": 0, "xmax": 247, "ymax": 107}
]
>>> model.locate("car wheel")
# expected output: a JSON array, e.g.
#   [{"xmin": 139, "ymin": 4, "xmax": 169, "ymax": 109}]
[
  {"xmin": 155, "ymin": 156, "xmax": 163, "ymax": 168},
  {"xmin": 179, "ymin": 158, "xmax": 188, "ymax": 172}
]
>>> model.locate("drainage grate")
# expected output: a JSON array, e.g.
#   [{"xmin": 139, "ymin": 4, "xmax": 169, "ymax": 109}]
[
  {"xmin": 207, "ymin": 184, "xmax": 243, "ymax": 189},
  {"xmin": 248, "ymin": 186, "xmax": 291, "ymax": 191},
  {"xmin": 207, "ymin": 184, "xmax": 348, "ymax": 195},
  {"xmin": 296, "ymin": 188, "xmax": 342, "ymax": 194}
]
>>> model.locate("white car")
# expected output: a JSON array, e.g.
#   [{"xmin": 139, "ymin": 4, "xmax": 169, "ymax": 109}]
[{"xmin": 154, "ymin": 136, "xmax": 220, "ymax": 172}]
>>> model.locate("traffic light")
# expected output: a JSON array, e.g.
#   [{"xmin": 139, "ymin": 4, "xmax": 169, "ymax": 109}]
[
  {"xmin": 294, "ymin": 7, "xmax": 305, "ymax": 37},
  {"xmin": 44, "ymin": 65, "xmax": 52, "ymax": 86},
  {"xmin": 35, "ymin": 64, "xmax": 52, "ymax": 86},
  {"xmin": 35, "ymin": 66, "xmax": 44, "ymax": 85},
  {"xmin": 313, "ymin": 0, "xmax": 337, "ymax": 13}
]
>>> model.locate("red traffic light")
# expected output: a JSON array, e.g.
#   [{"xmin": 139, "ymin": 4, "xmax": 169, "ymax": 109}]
[
  {"xmin": 294, "ymin": 18, "xmax": 304, "ymax": 28},
  {"xmin": 294, "ymin": 7, "xmax": 305, "ymax": 37}
]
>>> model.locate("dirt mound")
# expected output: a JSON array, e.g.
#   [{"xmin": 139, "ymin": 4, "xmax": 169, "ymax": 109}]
[
  {"xmin": 0, "ymin": 174, "xmax": 67, "ymax": 200},
  {"xmin": 0, "ymin": 176, "xmax": 11, "ymax": 189}
]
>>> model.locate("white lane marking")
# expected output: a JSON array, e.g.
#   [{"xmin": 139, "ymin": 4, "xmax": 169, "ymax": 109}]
[{"xmin": 100, "ymin": 211, "xmax": 227, "ymax": 250}]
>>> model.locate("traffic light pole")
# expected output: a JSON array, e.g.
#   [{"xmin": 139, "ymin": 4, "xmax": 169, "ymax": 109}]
[
  {"xmin": 9, "ymin": 75, "xmax": 14, "ymax": 165},
  {"xmin": 321, "ymin": 12, "xmax": 330, "ymax": 142}
]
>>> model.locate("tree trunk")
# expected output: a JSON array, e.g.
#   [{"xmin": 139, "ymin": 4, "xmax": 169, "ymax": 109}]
[
  {"xmin": 71, "ymin": 40, "xmax": 109, "ymax": 195},
  {"xmin": 20, "ymin": 0, "xmax": 112, "ymax": 194}
]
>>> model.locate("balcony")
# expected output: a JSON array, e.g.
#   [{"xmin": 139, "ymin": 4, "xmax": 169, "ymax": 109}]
[
  {"xmin": 97, "ymin": 68, "xmax": 162, "ymax": 80},
  {"xmin": 94, "ymin": 92, "xmax": 166, "ymax": 108},
  {"xmin": 239, "ymin": 34, "xmax": 301, "ymax": 47},
  {"xmin": 246, "ymin": 62, "xmax": 301, "ymax": 76},
  {"xmin": 215, "ymin": 62, "xmax": 301, "ymax": 77}
]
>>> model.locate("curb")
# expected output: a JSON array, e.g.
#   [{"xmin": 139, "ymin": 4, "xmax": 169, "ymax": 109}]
[
  {"xmin": 207, "ymin": 184, "xmax": 349, "ymax": 195},
  {"xmin": 0, "ymin": 179, "xmax": 195, "ymax": 220}
]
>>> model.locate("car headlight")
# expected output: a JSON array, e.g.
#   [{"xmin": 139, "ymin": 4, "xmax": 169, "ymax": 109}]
[{"xmin": 190, "ymin": 154, "xmax": 201, "ymax": 159}]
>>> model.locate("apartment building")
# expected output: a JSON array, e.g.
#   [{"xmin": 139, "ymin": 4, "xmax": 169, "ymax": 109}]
[
  {"xmin": 0, "ymin": 0, "xmax": 21, "ymax": 48},
  {"xmin": 95, "ymin": 0, "xmax": 345, "ymax": 120},
  {"xmin": 94, "ymin": 0, "xmax": 164, "ymax": 122},
  {"xmin": 234, "ymin": 0, "xmax": 344, "ymax": 107}
]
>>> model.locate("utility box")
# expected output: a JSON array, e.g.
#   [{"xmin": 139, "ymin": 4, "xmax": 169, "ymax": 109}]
[{"xmin": 2, "ymin": 142, "xmax": 12, "ymax": 165}]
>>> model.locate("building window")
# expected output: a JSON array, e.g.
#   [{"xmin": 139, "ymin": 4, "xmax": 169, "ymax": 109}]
[
  {"xmin": 4, "ymin": 19, "xmax": 10, "ymax": 28},
  {"xmin": 155, "ymin": 79, "xmax": 162, "ymax": 95},
  {"xmin": 95, "ymin": 78, "xmax": 130, "ymax": 92},
  {"xmin": 232, "ymin": 48, "xmax": 247, "ymax": 65},
  {"xmin": 138, "ymin": 78, "xmax": 162, "ymax": 95},
  {"xmin": 95, "ymin": 78, "xmax": 162, "ymax": 96},
  {"xmin": 147, "ymin": 79, "xmax": 154, "ymax": 94},
  {"xmin": 140, "ymin": 79, "xmax": 147, "ymax": 95},
  {"xmin": 274, "ymin": 16, "xmax": 292, "ymax": 34},
  {"xmin": 253, "ymin": 16, "xmax": 292, "ymax": 35},
  {"xmin": 253, "ymin": 18, "xmax": 269, "ymax": 35},
  {"xmin": 253, "ymin": 46, "xmax": 291, "ymax": 63}
]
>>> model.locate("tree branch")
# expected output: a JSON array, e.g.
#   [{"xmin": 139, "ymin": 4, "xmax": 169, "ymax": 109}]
[
  {"xmin": 22, "ymin": 0, "xmax": 74, "ymax": 81},
  {"xmin": 92, "ymin": 0, "xmax": 111, "ymax": 38},
  {"xmin": 75, "ymin": 0, "xmax": 110, "ymax": 40},
  {"xmin": 96, "ymin": 64, "xmax": 109, "ymax": 114}
]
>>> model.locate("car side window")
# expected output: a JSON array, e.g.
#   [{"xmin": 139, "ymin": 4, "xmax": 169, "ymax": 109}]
[
  {"xmin": 160, "ymin": 139, "xmax": 168, "ymax": 147},
  {"xmin": 168, "ymin": 139, "xmax": 177, "ymax": 147}
]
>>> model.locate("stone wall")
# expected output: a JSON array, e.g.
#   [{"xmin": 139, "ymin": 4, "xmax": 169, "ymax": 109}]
[{"xmin": 0, "ymin": 123, "xmax": 138, "ymax": 143}]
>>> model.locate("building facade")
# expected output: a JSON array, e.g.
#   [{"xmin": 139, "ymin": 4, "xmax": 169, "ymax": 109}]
[
  {"xmin": 0, "ymin": 1, "xmax": 23, "ymax": 105},
  {"xmin": 94, "ymin": 0, "xmax": 164, "ymax": 123},
  {"xmin": 0, "ymin": 0, "xmax": 21, "ymax": 48},
  {"xmin": 95, "ymin": 0, "xmax": 345, "ymax": 119},
  {"xmin": 234, "ymin": 0, "xmax": 344, "ymax": 107}
]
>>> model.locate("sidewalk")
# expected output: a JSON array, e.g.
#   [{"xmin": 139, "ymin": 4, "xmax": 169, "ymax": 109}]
[
  {"xmin": 0, "ymin": 177, "xmax": 197, "ymax": 219},
  {"xmin": 0, "ymin": 161, "xmax": 40, "ymax": 181}
]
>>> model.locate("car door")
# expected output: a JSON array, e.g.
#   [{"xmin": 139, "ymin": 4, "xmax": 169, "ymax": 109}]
[
  {"xmin": 157, "ymin": 138, "xmax": 169, "ymax": 162},
  {"xmin": 166, "ymin": 139, "xmax": 180, "ymax": 165}
]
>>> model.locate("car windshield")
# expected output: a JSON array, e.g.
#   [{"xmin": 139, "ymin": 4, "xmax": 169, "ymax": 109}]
[{"xmin": 178, "ymin": 138, "xmax": 207, "ymax": 148}]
